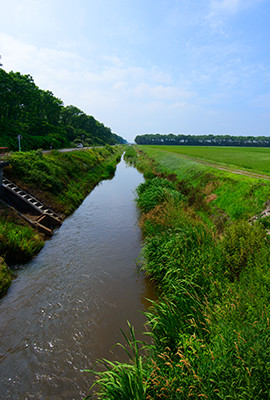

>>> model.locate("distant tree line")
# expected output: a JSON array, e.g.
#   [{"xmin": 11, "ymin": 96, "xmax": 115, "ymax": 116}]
[
  {"xmin": 135, "ymin": 133, "xmax": 270, "ymax": 147},
  {"xmin": 0, "ymin": 67, "xmax": 125, "ymax": 151}
]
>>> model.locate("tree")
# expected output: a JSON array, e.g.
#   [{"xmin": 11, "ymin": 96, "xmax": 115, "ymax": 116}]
[
  {"xmin": 134, "ymin": 133, "xmax": 270, "ymax": 147},
  {"xmin": 0, "ymin": 69, "xmax": 125, "ymax": 149}
]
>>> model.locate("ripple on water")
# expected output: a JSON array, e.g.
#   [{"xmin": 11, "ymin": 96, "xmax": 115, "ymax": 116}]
[{"xmin": 0, "ymin": 160, "xmax": 157, "ymax": 399}]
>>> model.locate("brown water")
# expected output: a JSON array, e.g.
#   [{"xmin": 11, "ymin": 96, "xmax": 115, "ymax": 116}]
[{"xmin": 0, "ymin": 158, "xmax": 155, "ymax": 400}]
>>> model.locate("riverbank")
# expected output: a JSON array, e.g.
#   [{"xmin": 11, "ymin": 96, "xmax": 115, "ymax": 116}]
[
  {"xmin": 0, "ymin": 145, "xmax": 123, "ymax": 297},
  {"xmin": 90, "ymin": 146, "xmax": 270, "ymax": 399}
]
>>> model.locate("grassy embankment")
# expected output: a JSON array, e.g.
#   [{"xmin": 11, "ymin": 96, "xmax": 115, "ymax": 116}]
[
  {"xmin": 137, "ymin": 145, "xmax": 270, "ymax": 222},
  {"xmin": 0, "ymin": 145, "xmax": 123, "ymax": 297},
  {"xmin": 88, "ymin": 146, "xmax": 270, "ymax": 400}
]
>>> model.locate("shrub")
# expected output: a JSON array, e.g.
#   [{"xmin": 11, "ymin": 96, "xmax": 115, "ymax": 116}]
[
  {"xmin": 136, "ymin": 177, "xmax": 183, "ymax": 214},
  {"xmin": 0, "ymin": 218, "xmax": 44, "ymax": 264},
  {"xmin": 124, "ymin": 146, "xmax": 138, "ymax": 162},
  {"xmin": 0, "ymin": 257, "xmax": 12, "ymax": 298},
  {"xmin": 103, "ymin": 163, "xmax": 116, "ymax": 178},
  {"xmin": 105, "ymin": 144, "xmax": 115, "ymax": 154},
  {"xmin": 220, "ymin": 220, "xmax": 267, "ymax": 280}
]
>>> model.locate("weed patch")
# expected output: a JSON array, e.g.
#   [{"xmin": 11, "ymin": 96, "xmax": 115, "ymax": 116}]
[
  {"xmin": 0, "ymin": 216, "xmax": 44, "ymax": 265},
  {"xmin": 0, "ymin": 257, "xmax": 13, "ymax": 298}
]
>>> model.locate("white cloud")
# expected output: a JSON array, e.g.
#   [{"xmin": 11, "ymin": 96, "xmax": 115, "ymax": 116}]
[
  {"xmin": 133, "ymin": 83, "xmax": 195, "ymax": 101},
  {"xmin": 0, "ymin": 33, "xmax": 198, "ymax": 139},
  {"xmin": 0, "ymin": 32, "xmax": 194, "ymax": 101},
  {"xmin": 208, "ymin": 0, "xmax": 263, "ymax": 15},
  {"xmin": 0, "ymin": 33, "xmax": 82, "ymax": 76},
  {"xmin": 209, "ymin": 0, "xmax": 242, "ymax": 15},
  {"xmin": 206, "ymin": 0, "xmax": 266, "ymax": 33},
  {"xmin": 102, "ymin": 56, "xmax": 124, "ymax": 68}
]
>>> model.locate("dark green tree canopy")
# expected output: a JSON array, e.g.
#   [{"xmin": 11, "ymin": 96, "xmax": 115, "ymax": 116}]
[
  {"xmin": 135, "ymin": 133, "xmax": 270, "ymax": 147},
  {"xmin": 0, "ymin": 68, "xmax": 125, "ymax": 150}
]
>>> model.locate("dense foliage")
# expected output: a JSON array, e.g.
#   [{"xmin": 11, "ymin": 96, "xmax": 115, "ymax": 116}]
[
  {"xmin": 0, "ymin": 257, "xmax": 12, "ymax": 297},
  {"xmin": 88, "ymin": 147, "xmax": 270, "ymax": 400},
  {"xmin": 0, "ymin": 68, "xmax": 125, "ymax": 150},
  {"xmin": 0, "ymin": 213, "xmax": 44, "ymax": 265},
  {"xmin": 135, "ymin": 133, "xmax": 270, "ymax": 146}
]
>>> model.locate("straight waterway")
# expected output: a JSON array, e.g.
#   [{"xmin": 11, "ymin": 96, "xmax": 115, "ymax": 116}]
[{"xmin": 0, "ymin": 157, "xmax": 155, "ymax": 399}]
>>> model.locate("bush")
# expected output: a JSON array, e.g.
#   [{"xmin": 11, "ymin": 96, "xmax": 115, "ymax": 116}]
[
  {"xmin": 105, "ymin": 144, "xmax": 115, "ymax": 153},
  {"xmin": 0, "ymin": 257, "xmax": 12, "ymax": 298},
  {"xmin": 0, "ymin": 217, "xmax": 44, "ymax": 264},
  {"xmin": 103, "ymin": 163, "xmax": 116, "ymax": 178},
  {"xmin": 220, "ymin": 220, "xmax": 267, "ymax": 280},
  {"xmin": 124, "ymin": 146, "xmax": 138, "ymax": 161},
  {"xmin": 136, "ymin": 177, "xmax": 183, "ymax": 214}
]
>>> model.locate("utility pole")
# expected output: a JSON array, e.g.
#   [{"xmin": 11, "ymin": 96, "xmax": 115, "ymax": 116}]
[
  {"xmin": 17, "ymin": 134, "xmax": 22, "ymax": 151},
  {"xmin": 0, "ymin": 148, "xmax": 9, "ymax": 199}
]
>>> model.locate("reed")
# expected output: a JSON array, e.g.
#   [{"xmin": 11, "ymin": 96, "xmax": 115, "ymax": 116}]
[{"xmin": 84, "ymin": 323, "xmax": 148, "ymax": 400}]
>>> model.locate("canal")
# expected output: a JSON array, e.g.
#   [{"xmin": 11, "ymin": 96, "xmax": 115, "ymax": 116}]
[{"xmin": 0, "ymin": 157, "xmax": 154, "ymax": 399}]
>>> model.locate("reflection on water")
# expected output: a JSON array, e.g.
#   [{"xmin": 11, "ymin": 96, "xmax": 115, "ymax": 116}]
[{"xmin": 0, "ymin": 158, "xmax": 156, "ymax": 400}]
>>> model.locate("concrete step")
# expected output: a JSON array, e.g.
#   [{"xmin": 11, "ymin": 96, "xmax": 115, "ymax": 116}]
[{"xmin": 2, "ymin": 177, "xmax": 63, "ymax": 226}]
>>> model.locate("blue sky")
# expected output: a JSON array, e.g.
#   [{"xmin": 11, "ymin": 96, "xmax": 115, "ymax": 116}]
[{"xmin": 0, "ymin": 0, "xmax": 270, "ymax": 142}]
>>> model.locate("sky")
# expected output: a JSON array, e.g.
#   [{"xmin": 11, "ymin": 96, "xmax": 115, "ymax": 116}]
[{"xmin": 1, "ymin": 0, "xmax": 270, "ymax": 142}]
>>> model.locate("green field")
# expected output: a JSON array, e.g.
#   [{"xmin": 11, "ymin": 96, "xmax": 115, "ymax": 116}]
[{"xmin": 145, "ymin": 145, "xmax": 270, "ymax": 175}]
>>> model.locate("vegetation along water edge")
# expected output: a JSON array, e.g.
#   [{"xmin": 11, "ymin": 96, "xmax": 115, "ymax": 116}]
[
  {"xmin": 87, "ymin": 145, "xmax": 270, "ymax": 399},
  {"xmin": 0, "ymin": 145, "xmax": 123, "ymax": 298}
]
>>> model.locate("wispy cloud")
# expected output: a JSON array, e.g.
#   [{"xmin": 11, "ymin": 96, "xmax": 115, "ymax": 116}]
[
  {"xmin": 209, "ymin": 0, "xmax": 243, "ymax": 15},
  {"xmin": 206, "ymin": 0, "xmax": 266, "ymax": 33},
  {"xmin": 0, "ymin": 32, "xmax": 197, "ymax": 136},
  {"xmin": 208, "ymin": 0, "xmax": 263, "ymax": 16}
]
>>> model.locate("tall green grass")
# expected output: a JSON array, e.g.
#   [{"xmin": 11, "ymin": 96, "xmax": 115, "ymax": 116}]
[
  {"xmin": 0, "ymin": 257, "xmax": 12, "ymax": 297},
  {"xmin": 124, "ymin": 146, "xmax": 138, "ymax": 162},
  {"xmin": 88, "ymin": 149, "xmax": 270, "ymax": 399},
  {"xmin": 84, "ymin": 323, "xmax": 148, "ymax": 400},
  {"xmin": 0, "ymin": 215, "xmax": 44, "ymax": 265},
  {"xmin": 0, "ymin": 213, "xmax": 44, "ymax": 298},
  {"xmin": 141, "ymin": 179, "xmax": 270, "ymax": 399}
]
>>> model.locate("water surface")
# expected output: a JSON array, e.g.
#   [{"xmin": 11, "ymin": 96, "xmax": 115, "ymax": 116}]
[{"xmin": 0, "ymin": 158, "xmax": 154, "ymax": 399}]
